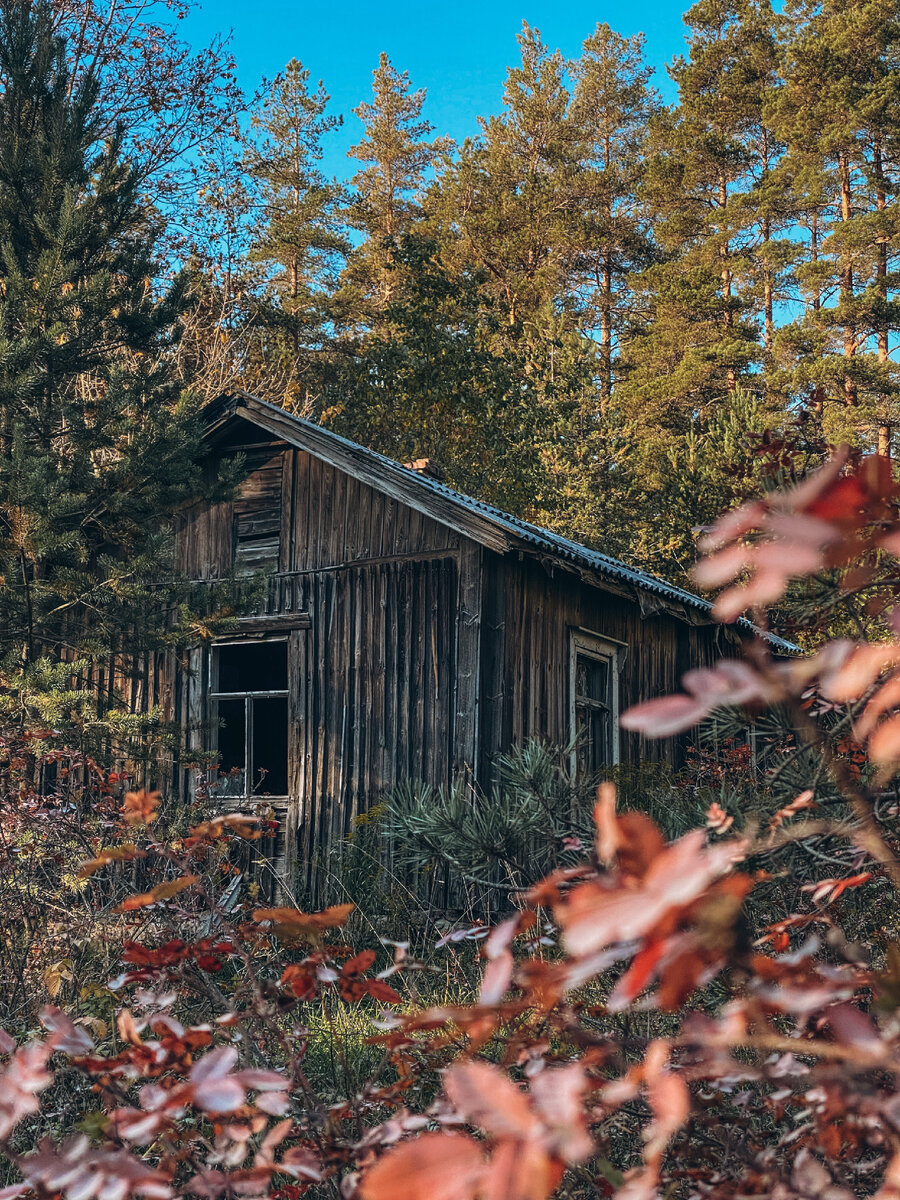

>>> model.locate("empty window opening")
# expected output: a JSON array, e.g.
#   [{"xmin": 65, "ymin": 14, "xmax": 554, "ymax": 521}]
[
  {"xmin": 570, "ymin": 632, "xmax": 621, "ymax": 778},
  {"xmin": 209, "ymin": 640, "xmax": 288, "ymax": 798}
]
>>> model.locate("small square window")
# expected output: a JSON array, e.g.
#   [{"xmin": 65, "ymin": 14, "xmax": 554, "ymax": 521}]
[
  {"xmin": 209, "ymin": 640, "xmax": 289, "ymax": 799},
  {"xmin": 570, "ymin": 632, "xmax": 621, "ymax": 778}
]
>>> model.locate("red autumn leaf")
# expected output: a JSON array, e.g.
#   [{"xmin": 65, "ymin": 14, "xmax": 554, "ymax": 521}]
[
  {"xmin": 342, "ymin": 949, "xmax": 376, "ymax": 976},
  {"xmin": 481, "ymin": 1136, "xmax": 565, "ymax": 1200},
  {"xmin": 252, "ymin": 903, "xmax": 355, "ymax": 941},
  {"xmin": 621, "ymin": 661, "xmax": 777, "ymax": 738},
  {"xmin": 559, "ymin": 832, "xmax": 743, "ymax": 957},
  {"xmin": 643, "ymin": 1040, "xmax": 690, "ymax": 1171},
  {"xmin": 820, "ymin": 641, "xmax": 900, "ymax": 702},
  {"xmin": 360, "ymin": 1132, "xmax": 485, "ymax": 1200},
  {"xmin": 480, "ymin": 950, "xmax": 514, "ymax": 1005},
  {"xmin": 190, "ymin": 1046, "xmax": 244, "ymax": 1113},
  {"xmin": 365, "ymin": 979, "xmax": 402, "ymax": 1004},
  {"xmin": 768, "ymin": 790, "xmax": 817, "ymax": 832},
  {"xmin": 802, "ymin": 871, "xmax": 873, "ymax": 906},
  {"xmin": 609, "ymin": 938, "xmax": 667, "ymax": 1008},
  {"xmin": 444, "ymin": 1060, "xmax": 536, "ymax": 1140},
  {"xmin": 594, "ymin": 781, "xmax": 620, "ymax": 863},
  {"xmin": 280, "ymin": 962, "xmax": 318, "ymax": 1000},
  {"xmin": 39, "ymin": 1007, "xmax": 95, "ymax": 1055},
  {"xmin": 529, "ymin": 1063, "xmax": 593, "ymax": 1162},
  {"xmin": 77, "ymin": 844, "xmax": 146, "ymax": 879},
  {"xmin": 614, "ymin": 812, "xmax": 667, "ymax": 879}
]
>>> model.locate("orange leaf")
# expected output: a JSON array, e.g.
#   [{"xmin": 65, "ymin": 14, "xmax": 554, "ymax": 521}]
[
  {"xmin": 593, "ymin": 782, "xmax": 619, "ymax": 864},
  {"xmin": 122, "ymin": 790, "xmax": 160, "ymax": 826},
  {"xmin": 444, "ymin": 1060, "xmax": 536, "ymax": 1140},
  {"xmin": 366, "ymin": 979, "xmax": 402, "ymax": 1004},
  {"xmin": 482, "ymin": 1136, "xmax": 564, "ymax": 1200},
  {"xmin": 77, "ymin": 844, "xmax": 145, "ymax": 879},
  {"xmin": 252, "ymin": 903, "xmax": 355, "ymax": 941},
  {"xmin": 342, "ymin": 949, "xmax": 376, "ymax": 976},
  {"xmin": 360, "ymin": 1132, "xmax": 484, "ymax": 1200},
  {"xmin": 867, "ymin": 713, "xmax": 900, "ymax": 768},
  {"xmin": 113, "ymin": 875, "xmax": 199, "ymax": 912}
]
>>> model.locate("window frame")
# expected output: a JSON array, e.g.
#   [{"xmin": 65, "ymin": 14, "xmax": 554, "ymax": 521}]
[
  {"xmin": 208, "ymin": 637, "xmax": 290, "ymax": 801},
  {"xmin": 568, "ymin": 629, "xmax": 623, "ymax": 776}
]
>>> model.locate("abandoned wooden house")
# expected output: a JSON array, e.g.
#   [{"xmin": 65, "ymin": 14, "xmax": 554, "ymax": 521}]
[{"xmin": 167, "ymin": 391, "xmax": 789, "ymax": 890}]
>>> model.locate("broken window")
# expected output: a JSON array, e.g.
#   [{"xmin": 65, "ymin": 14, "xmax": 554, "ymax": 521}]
[
  {"xmin": 209, "ymin": 640, "xmax": 289, "ymax": 798},
  {"xmin": 570, "ymin": 632, "xmax": 620, "ymax": 778}
]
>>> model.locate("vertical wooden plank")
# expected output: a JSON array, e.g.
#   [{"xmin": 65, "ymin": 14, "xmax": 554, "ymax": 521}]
[
  {"xmin": 372, "ymin": 563, "xmax": 387, "ymax": 799},
  {"xmin": 412, "ymin": 561, "xmax": 426, "ymax": 782},
  {"xmin": 453, "ymin": 541, "xmax": 481, "ymax": 780},
  {"xmin": 400, "ymin": 559, "xmax": 415, "ymax": 777},
  {"xmin": 285, "ymin": 627, "xmax": 304, "ymax": 894},
  {"xmin": 478, "ymin": 552, "xmax": 506, "ymax": 790},
  {"xmin": 280, "ymin": 448, "xmax": 294, "ymax": 576},
  {"xmin": 348, "ymin": 566, "xmax": 363, "ymax": 829}
]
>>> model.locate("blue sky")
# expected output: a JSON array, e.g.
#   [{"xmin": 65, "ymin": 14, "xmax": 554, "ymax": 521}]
[{"xmin": 183, "ymin": 0, "xmax": 689, "ymax": 180}]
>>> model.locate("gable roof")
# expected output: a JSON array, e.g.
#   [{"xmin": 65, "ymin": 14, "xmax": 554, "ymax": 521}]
[{"xmin": 205, "ymin": 391, "xmax": 798, "ymax": 653}]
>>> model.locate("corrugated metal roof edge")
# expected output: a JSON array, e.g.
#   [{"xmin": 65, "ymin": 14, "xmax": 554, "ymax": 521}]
[{"xmin": 212, "ymin": 391, "xmax": 800, "ymax": 655}]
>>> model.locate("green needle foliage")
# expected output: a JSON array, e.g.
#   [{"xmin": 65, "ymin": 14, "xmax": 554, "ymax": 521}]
[{"xmin": 0, "ymin": 0, "xmax": 230, "ymax": 735}]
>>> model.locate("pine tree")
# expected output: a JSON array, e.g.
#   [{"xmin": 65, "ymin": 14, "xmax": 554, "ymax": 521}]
[
  {"xmin": 325, "ymin": 233, "xmax": 547, "ymax": 513},
  {"xmin": 0, "ymin": 0, "xmax": 219, "ymax": 730},
  {"xmin": 339, "ymin": 53, "xmax": 448, "ymax": 319},
  {"xmin": 431, "ymin": 24, "xmax": 584, "ymax": 335},
  {"xmin": 772, "ymin": 0, "xmax": 900, "ymax": 454},
  {"xmin": 618, "ymin": 0, "xmax": 787, "ymax": 477},
  {"xmin": 244, "ymin": 58, "xmax": 348, "ymax": 405},
  {"xmin": 569, "ymin": 24, "xmax": 659, "ymax": 400}
]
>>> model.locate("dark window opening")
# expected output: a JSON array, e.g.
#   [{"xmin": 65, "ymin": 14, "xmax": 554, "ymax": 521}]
[
  {"xmin": 571, "ymin": 635, "xmax": 619, "ymax": 778},
  {"xmin": 252, "ymin": 697, "xmax": 289, "ymax": 795},
  {"xmin": 215, "ymin": 640, "xmax": 288, "ymax": 693},
  {"xmin": 210, "ymin": 641, "xmax": 289, "ymax": 798}
]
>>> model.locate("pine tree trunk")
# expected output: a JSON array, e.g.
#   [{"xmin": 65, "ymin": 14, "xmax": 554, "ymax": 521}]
[
  {"xmin": 600, "ymin": 249, "xmax": 612, "ymax": 403},
  {"xmin": 760, "ymin": 129, "xmax": 774, "ymax": 354},
  {"xmin": 762, "ymin": 215, "xmax": 773, "ymax": 353},
  {"xmin": 839, "ymin": 154, "xmax": 856, "ymax": 406},
  {"xmin": 719, "ymin": 176, "xmax": 735, "ymax": 390},
  {"xmin": 875, "ymin": 139, "xmax": 890, "ymax": 458}
]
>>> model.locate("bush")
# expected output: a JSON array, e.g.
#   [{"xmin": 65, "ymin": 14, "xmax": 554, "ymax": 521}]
[{"xmin": 2, "ymin": 449, "xmax": 900, "ymax": 1200}]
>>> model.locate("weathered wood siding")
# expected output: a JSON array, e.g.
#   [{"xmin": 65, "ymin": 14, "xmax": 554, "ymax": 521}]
[
  {"xmin": 172, "ymin": 436, "xmax": 466, "ymax": 893},
  {"xmin": 288, "ymin": 558, "xmax": 457, "ymax": 896},
  {"xmin": 165, "ymin": 418, "xmax": 737, "ymax": 896},
  {"xmin": 479, "ymin": 553, "xmax": 732, "ymax": 773},
  {"xmin": 282, "ymin": 449, "xmax": 460, "ymax": 570}
]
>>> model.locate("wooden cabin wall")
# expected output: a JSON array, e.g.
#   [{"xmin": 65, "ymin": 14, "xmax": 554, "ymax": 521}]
[
  {"xmin": 282, "ymin": 449, "xmax": 460, "ymax": 569},
  {"xmin": 170, "ymin": 438, "xmax": 479, "ymax": 896},
  {"xmin": 166, "ymin": 425, "xmax": 741, "ymax": 898},
  {"xmin": 288, "ymin": 557, "xmax": 457, "ymax": 896},
  {"xmin": 479, "ymin": 553, "xmax": 733, "ymax": 773}
]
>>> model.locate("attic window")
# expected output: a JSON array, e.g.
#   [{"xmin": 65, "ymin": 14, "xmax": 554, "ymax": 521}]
[
  {"xmin": 209, "ymin": 640, "xmax": 289, "ymax": 798},
  {"xmin": 569, "ymin": 631, "xmax": 621, "ymax": 778}
]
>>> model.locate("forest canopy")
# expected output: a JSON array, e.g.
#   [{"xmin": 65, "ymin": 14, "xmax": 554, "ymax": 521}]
[{"xmin": 172, "ymin": 0, "xmax": 900, "ymax": 587}]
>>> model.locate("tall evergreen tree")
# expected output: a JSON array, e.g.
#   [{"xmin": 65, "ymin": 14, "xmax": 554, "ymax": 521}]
[
  {"xmin": 431, "ymin": 24, "xmax": 584, "ymax": 335},
  {"xmin": 243, "ymin": 58, "xmax": 348, "ymax": 406},
  {"xmin": 772, "ymin": 0, "xmax": 900, "ymax": 454},
  {"xmin": 0, "ymin": 0, "xmax": 221, "ymax": 729},
  {"xmin": 619, "ymin": 0, "xmax": 787, "ymax": 468},
  {"xmin": 324, "ymin": 233, "xmax": 547, "ymax": 513},
  {"xmin": 569, "ymin": 24, "xmax": 658, "ymax": 400},
  {"xmin": 339, "ymin": 53, "xmax": 448, "ymax": 319}
]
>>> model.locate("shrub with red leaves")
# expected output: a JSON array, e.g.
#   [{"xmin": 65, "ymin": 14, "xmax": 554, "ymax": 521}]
[{"xmin": 0, "ymin": 448, "xmax": 900, "ymax": 1199}]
